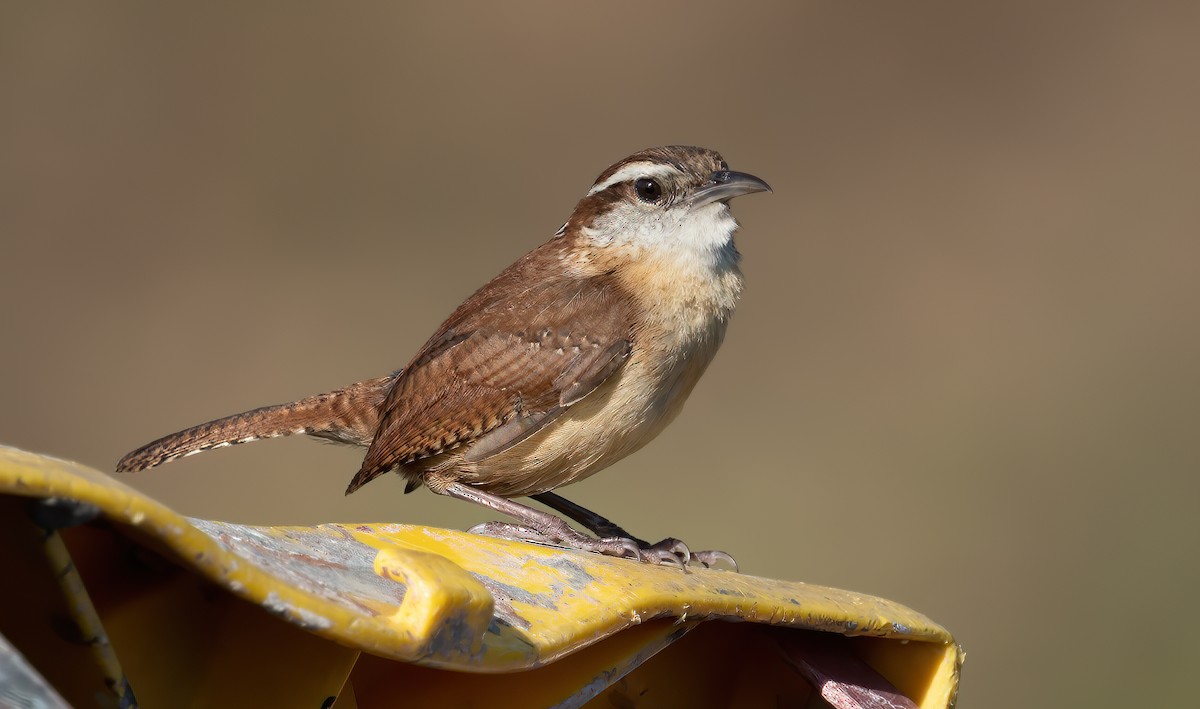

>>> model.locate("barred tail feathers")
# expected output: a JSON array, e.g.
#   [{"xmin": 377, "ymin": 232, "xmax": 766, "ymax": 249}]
[{"xmin": 115, "ymin": 375, "xmax": 394, "ymax": 472}]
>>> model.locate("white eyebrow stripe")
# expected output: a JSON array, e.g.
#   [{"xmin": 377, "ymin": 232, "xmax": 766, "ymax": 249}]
[{"xmin": 587, "ymin": 162, "xmax": 678, "ymax": 195}]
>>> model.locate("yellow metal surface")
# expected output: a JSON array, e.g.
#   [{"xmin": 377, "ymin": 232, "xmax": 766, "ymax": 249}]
[
  {"xmin": 37, "ymin": 523, "xmax": 134, "ymax": 704},
  {"xmin": 0, "ymin": 445, "xmax": 962, "ymax": 707}
]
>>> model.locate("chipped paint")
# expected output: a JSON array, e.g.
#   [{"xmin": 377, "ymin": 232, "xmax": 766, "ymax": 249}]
[{"xmin": 188, "ymin": 519, "xmax": 409, "ymax": 617}]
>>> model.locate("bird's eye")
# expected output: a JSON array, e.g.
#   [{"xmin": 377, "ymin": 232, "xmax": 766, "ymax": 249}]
[{"xmin": 634, "ymin": 178, "xmax": 663, "ymax": 203}]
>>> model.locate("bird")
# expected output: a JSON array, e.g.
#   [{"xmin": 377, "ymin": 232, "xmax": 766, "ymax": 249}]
[{"xmin": 116, "ymin": 145, "xmax": 770, "ymax": 568}]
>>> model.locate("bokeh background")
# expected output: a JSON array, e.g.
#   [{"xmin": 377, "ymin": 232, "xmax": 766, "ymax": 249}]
[{"xmin": 3, "ymin": 2, "xmax": 1198, "ymax": 706}]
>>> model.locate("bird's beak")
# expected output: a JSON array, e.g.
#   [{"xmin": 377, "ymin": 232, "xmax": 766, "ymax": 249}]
[{"xmin": 692, "ymin": 170, "xmax": 772, "ymax": 208}]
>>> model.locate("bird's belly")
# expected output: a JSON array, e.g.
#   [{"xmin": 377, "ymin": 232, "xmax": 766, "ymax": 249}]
[{"xmin": 461, "ymin": 341, "xmax": 718, "ymax": 497}]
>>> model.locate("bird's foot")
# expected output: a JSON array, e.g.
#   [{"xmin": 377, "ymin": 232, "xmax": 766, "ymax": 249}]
[
  {"xmin": 468, "ymin": 520, "xmax": 640, "ymax": 559},
  {"xmin": 468, "ymin": 522, "xmax": 736, "ymax": 571},
  {"xmin": 635, "ymin": 538, "xmax": 738, "ymax": 572}
]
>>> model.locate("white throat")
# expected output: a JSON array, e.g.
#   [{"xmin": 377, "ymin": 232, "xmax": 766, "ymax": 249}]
[
  {"xmin": 591, "ymin": 201, "xmax": 745, "ymax": 345},
  {"xmin": 585, "ymin": 201, "xmax": 740, "ymax": 272}
]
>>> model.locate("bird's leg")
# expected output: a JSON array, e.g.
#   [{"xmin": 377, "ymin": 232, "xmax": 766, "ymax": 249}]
[
  {"xmin": 443, "ymin": 483, "xmax": 640, "ymax": 561},
  {"xmin": 532, "ymin": 491, "xmax": 738, "ymax": 571},
  {"xmin": 531, "ymin": 491, "xmax": 644, "ymax": 542},
  {"xmin": 532, "ymin": 491, "xmax": 688, "ymax": 565}
]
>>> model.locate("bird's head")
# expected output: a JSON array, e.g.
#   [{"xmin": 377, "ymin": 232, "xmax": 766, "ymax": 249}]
[{"xmin": 561, "ymin": 146, "xmax": 770, "ymax": 266}]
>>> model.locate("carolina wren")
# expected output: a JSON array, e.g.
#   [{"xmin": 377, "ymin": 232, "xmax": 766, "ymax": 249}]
[{"xmin": 117, "ymin": 146, "xmax": 770, "ymax": 568}]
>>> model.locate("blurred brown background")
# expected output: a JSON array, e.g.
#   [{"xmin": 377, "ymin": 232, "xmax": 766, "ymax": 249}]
[{"xmin": 3, "ymin": 2, "xmax": 1197, "ymax": 706}]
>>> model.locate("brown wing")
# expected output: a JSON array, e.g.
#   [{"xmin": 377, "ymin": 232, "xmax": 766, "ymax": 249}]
[{"xmin": 346, "ymin": 243, "xmax": 634, "ymax": 493}]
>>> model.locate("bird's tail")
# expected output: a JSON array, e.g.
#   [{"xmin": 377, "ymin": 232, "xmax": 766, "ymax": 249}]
[{"xmin": 115, "ymin": 375, "xmax": 395, "ymax": 472}]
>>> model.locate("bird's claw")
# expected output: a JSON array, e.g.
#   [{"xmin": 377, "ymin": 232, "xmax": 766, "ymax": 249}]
[
  {"xmin": 636, "ymin": 539, "xmax": 737, "ymax": 571},
  {"xmin": 689, "ymin": 549, "xmax": 739, "ymax": 572},
  {"xmin": 636, "ymin": 537, "xmax": 691, "ymax": 568}
]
